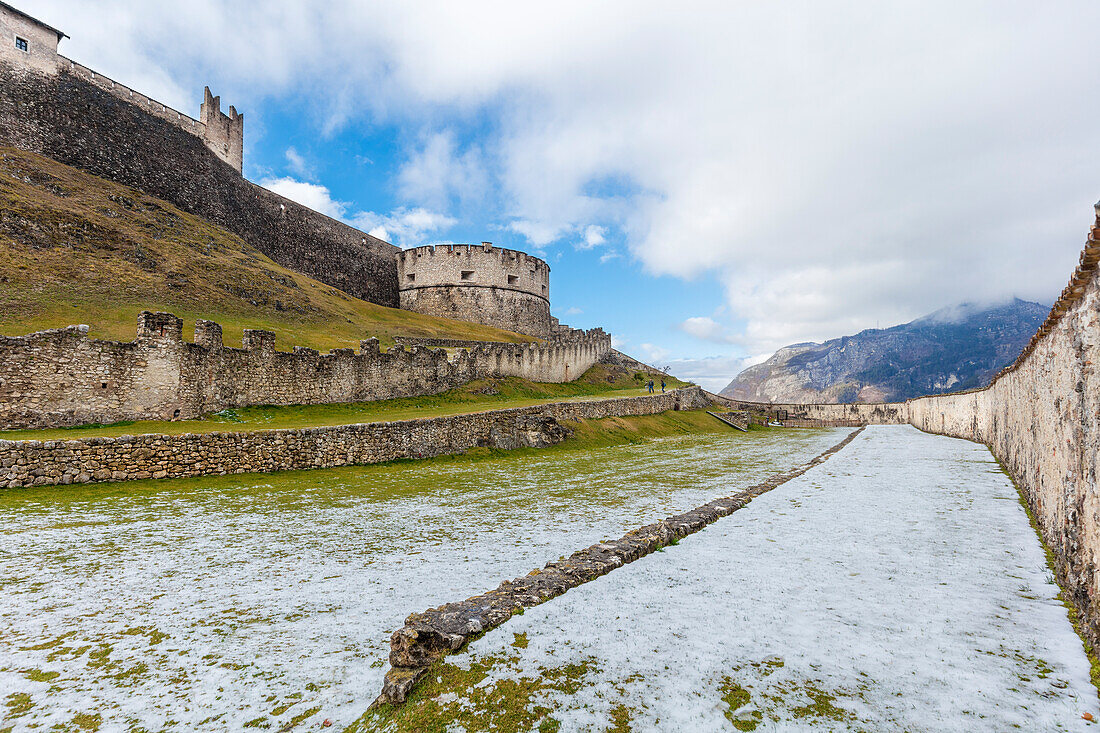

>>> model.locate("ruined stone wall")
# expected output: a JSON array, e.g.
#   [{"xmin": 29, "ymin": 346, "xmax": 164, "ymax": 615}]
[
  {"xmin": 0, "ymin": 387, "xmax": 707, "ymax": 488},
  {"xmin": 0, "ymin": 62, "xmax": 400, "ymax": 305},
  {"xmin": 398, "ymin": 244, "xmax": 551, "ymax": 337},
  {"xmin": 0, "ymin": 312, "xmax": 613, "ymax": 430}
]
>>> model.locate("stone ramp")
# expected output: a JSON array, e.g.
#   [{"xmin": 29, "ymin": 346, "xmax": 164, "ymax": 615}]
[{"xmin": 707, "ymin": 410, "xmax": 749, "ymax": 431}]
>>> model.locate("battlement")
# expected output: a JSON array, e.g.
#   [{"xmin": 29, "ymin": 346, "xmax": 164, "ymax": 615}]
[
  {"xmin": 200, "ymin": 86, "xmax": 244, "ymax": 172},
  {"xmin": 0, "ymin": 3, "xmax": 244, "ymax": 173},
  {"xmin": 0, "ymin": 311, "xmax": 612, "ymax": 430},
  {"xmin": 397, "ymin": 242, "xmax": 550, "ymax": 297},
  {"xmin": 397, "ymin": 242, "xmax": 553, "ymax": 337}
]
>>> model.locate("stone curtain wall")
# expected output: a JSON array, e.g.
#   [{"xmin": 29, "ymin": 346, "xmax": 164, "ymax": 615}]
[
  {"xmin": 904, "ymin": 216, "xmax": 1100, "ymax": 647},
  {"xmin": 0, "ymin": 387, "xmax": 707, "ymax": 488},
  {"xmin": 0, "ymin": 63, "xmax": 400, "ymax": 306},
  {"xmin": 398, "ymin": 244, "xmax": 552, "ymax": 337},
  {"xmin": 715, "ymin": 208, "xmax": 1100, "ymax": 648},
  {"xmin": 0, "ymin": 312, "xmax": 614, "ymax": 430}
]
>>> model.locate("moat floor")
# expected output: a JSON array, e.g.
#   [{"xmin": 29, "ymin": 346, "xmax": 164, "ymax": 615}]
[
  {"xmin": 419, "ymin": 426, "xmax": 1096, "ymax": 731},
  {"xmin": 0, "ymin": 428, "xmax": 844, "ymax": 731}
]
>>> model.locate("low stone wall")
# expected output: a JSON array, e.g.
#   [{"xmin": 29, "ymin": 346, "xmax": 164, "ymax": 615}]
[
  {"xmin": 708, "ymin": 391, "xmax": 909, "ymax": 425},
  {"xmin": 0, "ymin": 387, "xmax": 707, "ymax": 488},
  {"xmin": 0, "ymin": 312, "xmax": 613, "ymax": 430},
  {"xmin": 379, "ymin": 426, "xmax": 865, "ymax": 703}
]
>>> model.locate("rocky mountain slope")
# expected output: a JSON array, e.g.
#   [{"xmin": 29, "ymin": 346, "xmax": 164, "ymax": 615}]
[
  {"xmin": 721, "ymin": 299, "xmax": 1048, "ymax": 403},
  {"xmin": 0, "ymin": 147, "xmax": 533, "ymax": 350}
]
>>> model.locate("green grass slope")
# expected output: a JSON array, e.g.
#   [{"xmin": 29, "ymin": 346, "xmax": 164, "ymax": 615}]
[{"xmin": 0, "ymin": 146, "xmax": 534, "ymax": 350}]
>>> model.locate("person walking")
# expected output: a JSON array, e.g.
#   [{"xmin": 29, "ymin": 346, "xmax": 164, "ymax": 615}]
[
  {"xmin": 647, "ymin": 379, "xmax": 654, "ymax": 394},
  {"xmin": 660, "ymin": 378, "xmax": 666, "ymax": 393}
]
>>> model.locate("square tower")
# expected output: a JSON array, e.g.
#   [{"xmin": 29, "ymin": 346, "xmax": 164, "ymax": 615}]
[{"xmin": 0, "ymin": 1, "xmax": 67, "ymax": 74}]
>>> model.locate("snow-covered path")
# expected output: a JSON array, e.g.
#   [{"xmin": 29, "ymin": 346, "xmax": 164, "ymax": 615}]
[{"xmin": 432, "ymin": 426, "xmax": 1097, "ymax": 731}]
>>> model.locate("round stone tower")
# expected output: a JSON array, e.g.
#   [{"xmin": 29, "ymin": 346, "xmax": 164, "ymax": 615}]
[{"xmin": 396, "ymin": 242, "xmax": 551, "ymax": 338}]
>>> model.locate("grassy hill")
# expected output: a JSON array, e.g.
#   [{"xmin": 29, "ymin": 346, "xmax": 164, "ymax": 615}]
[{"xmin": 0, "ymin": 146, "xmax": 534, "ymax": 350}]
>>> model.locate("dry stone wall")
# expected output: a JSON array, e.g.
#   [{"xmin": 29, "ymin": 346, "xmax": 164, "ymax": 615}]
[
  {"xmin": 710, "ymin": 393, "xmax": 910, "ymax": 426},
  {"xmin": 0, "ymin": 312, "xmax": 614, "ymax": 430},
  {"xmin": 0, "ymin": 387, "xmax": 707, "ymax": 488},
  {"xmin": 379, "ymin": 426, "xmax": 865, "ymax": 703}
]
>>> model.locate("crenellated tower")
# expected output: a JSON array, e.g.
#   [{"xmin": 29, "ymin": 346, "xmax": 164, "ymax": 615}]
[
  {"xmin": 199, "ymin": 86, "xmax": 244, "ymax": 173},
  {"xmin": 397, "ymin": 243, "xmax": 552, "ymax": 338}
]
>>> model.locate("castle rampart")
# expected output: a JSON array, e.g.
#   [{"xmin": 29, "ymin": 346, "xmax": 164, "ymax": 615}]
[
  {"xmin": 0, "ymin": 59, "xmax": 400, "ymax": 305},
  {"xmin": 713, "ymin": 205, "xmax": 1100, "ymax": 650},
  {"xmin": 398, "ymin": 243, "xmax": 552, "ymax": 338},
  {"xmin": 0, "ymin": 312, "xmax": 613, "ymax": 430},
  {"xmin": 1, "ymin": 3, "xmax": 244, "ymax": 173}
]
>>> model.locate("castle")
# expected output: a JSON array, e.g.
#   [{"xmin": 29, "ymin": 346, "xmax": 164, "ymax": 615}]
[
  {"xmin": 0, "ymin": 1, "xmax": 559, "ymax": 339},
  {"xmin": 8, "ymin": 0, "xmax": 1100, "ymax": 677}
]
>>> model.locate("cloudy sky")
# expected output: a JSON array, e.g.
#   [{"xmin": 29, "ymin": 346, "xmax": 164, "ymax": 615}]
[{"xmin": 29, "ymin": 1, "xmax": 1100, "ymax": 389}]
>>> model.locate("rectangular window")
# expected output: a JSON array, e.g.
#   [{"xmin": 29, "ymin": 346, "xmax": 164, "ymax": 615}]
[
  {"xmin": 15, "ymin": 37, "xmax": 28, "ymax": 52},
  {"xmin": 461, "ymin": 270, "xmax": 474, "ymax": 281},
  {"xmin": 507, "ymin": 275, "xmax": 519, "ymax": 285}
]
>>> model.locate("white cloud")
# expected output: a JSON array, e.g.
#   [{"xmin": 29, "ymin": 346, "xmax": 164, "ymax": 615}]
[
  {"xmin": 398, "ymin": 131, "xmax": 487, "ymax": 211},
  {"xmin": 259, "ymin": 177, "xmax": 347, "ymax": 219},
  {"xmin": 578, "ymin": 224, "xmax": 607, "ymax": 249},
  {"xmin": 284, "ymin": 147, "xmax": 315, "ymax": 181},
  {"xmin": 663, "ymin": 355, "xmax": 752, "ymax": 392},
  {"xmin": 42, "ymin": 0, "xmax": 1100, "ymax": 351},
  {"xmin": 353, "ymin": 208, "xmax": 457, "ymax": 246},
  {"xmin": 638, "ymin": 343, "xmax": 670, "ymax": 364},
  {"xmin": 560, "ymin": 307, "xmax": 583, "ymax": 316},
  {"xmin": 599, "ymin": 250, "xmax": 621, "ymax": 264},
  {"xmin": 508, "ymin": 219, "xmax": 567, "ymax": 247},
  {"xmin": 259, "ymin": 177, "xmax": 454, "ymax": 245},
  {"xmin": 678, "ymin": 316, "xmax": 740, "ymax": 345}
]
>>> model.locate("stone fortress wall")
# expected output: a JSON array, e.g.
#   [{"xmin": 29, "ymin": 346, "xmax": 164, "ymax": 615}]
[
  {"xmin": 1, "ymin": 4, "xmax": 243, "ymax": 172},
  {"xmin": 398, "ymin": 244, "xmax": 552, "ymax": 338},
  {"xmin": 719, "ymin": 206, "xmax": 1100, "ymax": 649},
  {"xmin": 0, "ymin": 311, "xmax": 613, "ymax": 431},
  {"xmin": 0, "ymin": 3, "xmax": 400, "ymax": 306}
]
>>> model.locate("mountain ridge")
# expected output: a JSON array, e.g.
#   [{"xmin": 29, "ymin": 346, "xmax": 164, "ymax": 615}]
[{"xmin": 720, "ymin": 299, "xmax": 1048, "ymax": 403}]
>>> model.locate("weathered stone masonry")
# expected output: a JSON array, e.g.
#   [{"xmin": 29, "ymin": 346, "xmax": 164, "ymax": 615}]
[
  {"xmin": 0, "ymin": 60, "xmax": 400, "ymax": 306},
  {"xmin": 0, "ymin": 387, "xmax": 708, "ymax": 488},
  {"xmin": 717, "ymin": 206, "xmax": 1100, "ymax": 651},
  {"xmin": 398, "ymin": 244, "xmax": 553, "ymax": 338},
  {"xmin": 0, "ymin": 312, "xmax": 613, "ymax": 430}
]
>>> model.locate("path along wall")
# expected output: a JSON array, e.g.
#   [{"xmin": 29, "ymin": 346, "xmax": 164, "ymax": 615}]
[
  {"xmin": 0, "ymin": 387, "xmax": 707, "ymax": 488},
  {"xmin": 0, "ymin": 312, "xmax": 613, "ymax": 430},
  {"xmin": 0, "ymin": 62, "xmax": 399, "ymax": 305},
  {"xmin": 718, "ymin": 208, "xmax": 1100, "ymax": 648}
]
